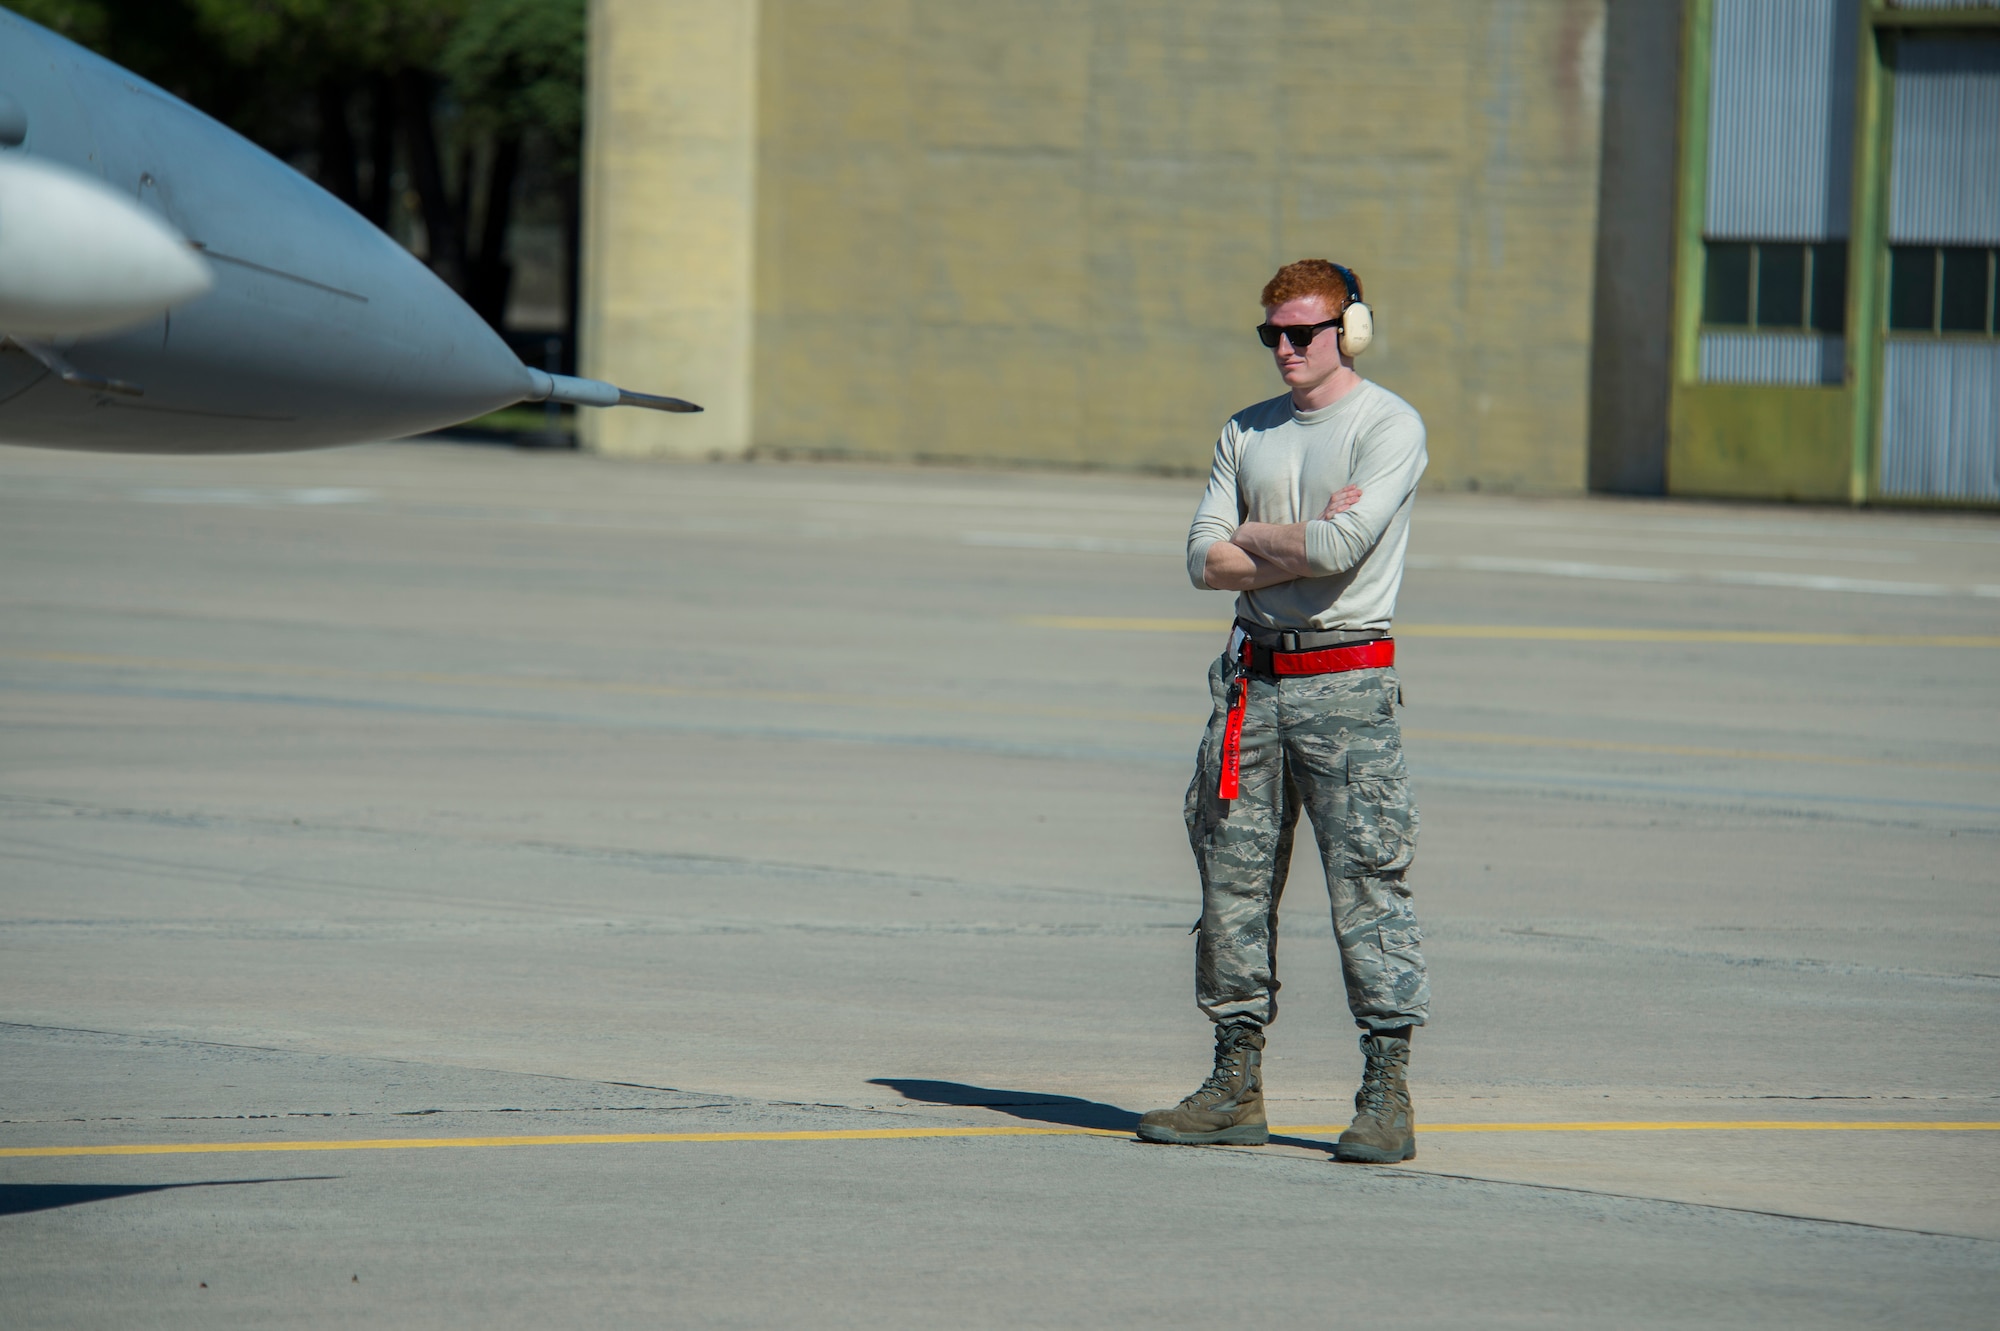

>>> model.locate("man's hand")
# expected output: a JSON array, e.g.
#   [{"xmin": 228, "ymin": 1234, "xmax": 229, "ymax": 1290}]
[
  {"xmin": 1203, "ymin": 484, "xmax": 1365, "ymax": 590},
  {"xmin": 1321, "ymin": 484, "xmax": 1362, "ymax": 519}
]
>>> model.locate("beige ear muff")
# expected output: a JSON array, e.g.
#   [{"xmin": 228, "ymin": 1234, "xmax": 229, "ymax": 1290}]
[{"xmin": 1339, "ymin": 301, "xmax": 1374, "ymax": 357}]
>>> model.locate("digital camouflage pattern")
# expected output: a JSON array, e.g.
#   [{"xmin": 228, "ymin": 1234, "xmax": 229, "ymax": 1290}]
[{"xmin": 1184, "ymin": 650, "xmax": 1429, "ymax": 1032}]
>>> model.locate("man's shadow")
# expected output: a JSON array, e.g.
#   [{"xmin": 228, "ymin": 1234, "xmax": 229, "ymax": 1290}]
[
  {"xmin": 869, "ymin": 1079, "xmax": 1338, "ymax": 1151},
  {"xmin": 0, "ymin": 1176, "xmax": 333, "ymax": 1217}
]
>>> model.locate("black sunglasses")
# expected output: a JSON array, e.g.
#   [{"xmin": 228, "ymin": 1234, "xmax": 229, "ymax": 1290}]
[{"xmin": 1255, "ymin": 318, "xmax": 1342, "ymax": 350}]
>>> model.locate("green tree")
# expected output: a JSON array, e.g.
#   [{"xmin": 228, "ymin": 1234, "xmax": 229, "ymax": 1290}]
[
  {"xmin": 444, "ymin": 0, "xmax": 584, "ymax": 156},
  {"xmin": 7, "ymin": 0, "xmax": 106, "ymax": 43},
  {"xmin": 440, "ymin": 0, "xmax": 586, "ymax": 328}
]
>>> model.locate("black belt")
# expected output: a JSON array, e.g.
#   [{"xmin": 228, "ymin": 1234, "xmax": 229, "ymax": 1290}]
[{"xmin": 1235, "ymin": 618, "xmax": 1384, "ymax": 653}]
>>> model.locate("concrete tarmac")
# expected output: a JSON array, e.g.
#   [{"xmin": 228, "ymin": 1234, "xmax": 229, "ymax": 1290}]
[{"xmin": 2, "ymin": 442, "xmax": 1997, "ymax": 1327}]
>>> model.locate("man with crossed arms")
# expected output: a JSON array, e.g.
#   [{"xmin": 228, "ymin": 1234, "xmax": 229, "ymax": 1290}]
[{"xmin": 1138, "ymin": 259, "xmax": 1429, "ymax": 1163}]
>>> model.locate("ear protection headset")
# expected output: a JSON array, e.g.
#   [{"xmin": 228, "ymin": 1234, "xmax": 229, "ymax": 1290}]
[{"xmin": 1332, "ymin": 263, "xmax": 1374, "ymax": 357}]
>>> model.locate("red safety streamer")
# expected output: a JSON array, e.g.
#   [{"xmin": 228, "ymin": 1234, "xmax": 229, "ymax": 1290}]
[{"xmin": 1218, "ymin": 669, "xmax": 1248, "ymax": 800}]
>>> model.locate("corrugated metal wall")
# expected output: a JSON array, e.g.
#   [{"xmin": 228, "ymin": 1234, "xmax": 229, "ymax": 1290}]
[
  {"xmin": 1881, "ymin": 342, "xmax": 2000, "ymax": 500},
  {"xmin": 1881, "ymin": 36, "xmax": 2000, "ymax": 501},
  {"xmin": 1889, "ymin": 38, "xmax": 2000, "ymax": 243},
  {"xmin": 1700, "ymin": 332, "xmax": 1845, "ymax": 385},
  {"xmin": 1705, "ymin": 0, "xmax": 1856, "ymax": 241},
  {"xmin": 1700, "ymin": 0, "xmax": 1855, "ymax": 386}
]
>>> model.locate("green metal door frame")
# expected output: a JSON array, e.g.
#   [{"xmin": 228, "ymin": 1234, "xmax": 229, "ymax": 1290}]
[
  {"xmin": 1850, "ymin": 2, "xmax": 2000, "ymax": 507},
  {"xmin": 1667, "ymin": 0, "xmax": 1849, "ymax": 504},
  {"xmin": 1671, "ymin": 0, "xmax": 1712, "ymax": 392},
  {"xmin": 1847, "ymin": 5, "xmax": 1891, "ymax": 506},
  {"xmin": 1669, "ymin": 1, "xmax": 2000, "ymax": 507}
]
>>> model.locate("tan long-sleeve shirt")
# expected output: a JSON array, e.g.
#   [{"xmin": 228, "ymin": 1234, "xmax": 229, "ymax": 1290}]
[{"xmin": 1185, "ymin": 381, "xmax": 1428, "ymax": 634}]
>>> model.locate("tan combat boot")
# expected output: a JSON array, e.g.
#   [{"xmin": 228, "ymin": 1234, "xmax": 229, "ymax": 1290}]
[
  {"xmin": 1333, "ymin": 1028, "xmax": 1416, "ymax": 1163},
  {"xmin": 1137, "ymin": 1022, "xmax": 1269, "ymax": 1146}
]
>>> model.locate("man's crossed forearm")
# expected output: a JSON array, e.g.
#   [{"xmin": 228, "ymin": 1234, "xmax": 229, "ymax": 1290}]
[{"xmin": 1203, "ymin": 484, "xmax": 1360, "ymax": 591}]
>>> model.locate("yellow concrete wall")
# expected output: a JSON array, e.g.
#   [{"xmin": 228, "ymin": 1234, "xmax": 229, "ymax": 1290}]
[
  {"xmin": 579, "ymin": 0, "xmax": 758, "ymax": 458},
  {"xmin": 592, "ymin": 0, "xmax": 1607, "ymax": 489}
]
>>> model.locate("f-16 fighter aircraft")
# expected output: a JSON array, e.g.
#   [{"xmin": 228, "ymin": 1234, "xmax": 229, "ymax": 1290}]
[{"xmin": 0, "ymin": 8, "xmax": 695, "ymax": 453}]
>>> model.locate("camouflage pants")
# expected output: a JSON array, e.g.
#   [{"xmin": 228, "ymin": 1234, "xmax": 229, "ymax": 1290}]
[{"xmin": 1184, "ymin": 651, "xmax": 1429, "ymax": 1033}]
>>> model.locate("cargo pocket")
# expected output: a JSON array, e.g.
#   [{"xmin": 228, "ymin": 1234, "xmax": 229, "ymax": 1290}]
[
  {"xmin": 1374, "ymin": 915, "xmax": 1429, "ymax": 1010},
  {"xmin": 1184, "ymin": 768, "xmax": 1216, "ymax": 856},
  {"xmin": 1382, "ymin": 668, "xmax": 1404, "ymax": 714},
  {"xmin": 1341, "ymin": 774, "xmax": 1417, "ymax": 877},
  {"xmin": 1377, "ymin": 916, "xmax": 1424, "ymax": 962}
]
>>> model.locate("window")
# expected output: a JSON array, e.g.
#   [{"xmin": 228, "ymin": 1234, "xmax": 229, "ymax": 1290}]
[
  {"xmin": 1889, "ymin": 246, "xmax": 1998, "ymax": 336},
  {"xmin": 1705, "ymin": 243, "xmax": 1752, "ymax": 325},
  {"xmin": 1809, "ymin": 246, "xmax": 1847, "ymax": 333},
  {"xmin": 1702, "ymin": 241, "xmax": 1847, "ymax": 332},
  {"xmin": 1891, "ymin": 248, "xmax": 1937, "ymax": 330},
  {"xmin": 1941, "ymin": 248, "xmax": 1993, "ymax": 333},
  {"xmin": 1758, "ymin": 245, "xmax": 1805, "ymax": 326}
]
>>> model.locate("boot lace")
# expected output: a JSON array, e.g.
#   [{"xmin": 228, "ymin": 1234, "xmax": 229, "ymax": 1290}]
[
  {"xmin": 1353, "ymin": 1044, "xmax": 1407, "ymax": 1119},
  {"xmin": 1354, "ymin": 1070, "xmax": 1393, "ymax": 1118},
  {"xmin": 1183, "ymin": 1029, "xmax": 1254, "ymax": 1107}
]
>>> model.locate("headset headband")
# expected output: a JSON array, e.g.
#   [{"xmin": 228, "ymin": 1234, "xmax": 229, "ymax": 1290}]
[
  {"xmin": 1331, "ymin": 263, "xmax": 1362, "ymax": 312},
  {"xmin": 1329, "ymin": 263, "xmax": 1373, "ymax": 356}
]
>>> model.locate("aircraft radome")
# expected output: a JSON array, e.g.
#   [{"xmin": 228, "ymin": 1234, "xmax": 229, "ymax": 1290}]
[{"xmin": 0, "ymin": 9, "xmax": 696, "ymax": 454}]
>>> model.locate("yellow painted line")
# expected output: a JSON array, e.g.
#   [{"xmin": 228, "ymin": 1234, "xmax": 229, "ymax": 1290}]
[
  {"xmin": 5, "ymin": 649, "xmax": 1993, "ymax": 773},
  {"xmin": 1020, "ymin": 617, "xmax": 2000, "ymax": 648},
  {"xmin": 1401, "ymin": 626, "xmax": 2000, "ymax": 648},
  {"xmin": 0, "ymin": 1126, "xmax": 1129, "ymax": 1158},
  {"xmin": 1289, "ymin": 1121, "xmax": 2000, "ymax": 1135},
  {"xmin": 1023, "ymin": 617, "xmax": 1232, "ymax": 633},
  {"xmin": 5, "ymin": 1121, "xmax": 1997, "ymax": 1160},
  {"xmin": 0, "ymin": 650, "xmax": 1135, "ymax": 726},
  {"xmin": 1401, "ymin": 729, "xmax": 2000, "ymax": 773}
]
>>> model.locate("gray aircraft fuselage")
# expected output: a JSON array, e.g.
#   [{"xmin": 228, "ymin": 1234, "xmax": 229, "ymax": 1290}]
[{"xmin": 0, "ymin": 10, "xmax": 690, "ymax": 453}]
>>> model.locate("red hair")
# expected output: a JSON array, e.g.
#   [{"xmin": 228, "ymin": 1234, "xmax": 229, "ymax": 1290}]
[{"xmin": 1261, "ymin": 259, "xmax": 1360, "ymax": 314}]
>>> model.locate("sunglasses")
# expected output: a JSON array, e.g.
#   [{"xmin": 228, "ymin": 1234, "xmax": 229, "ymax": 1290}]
[{"xmin": 1256, "ymin": 318, "xmax": 1342, "ymax": 350}]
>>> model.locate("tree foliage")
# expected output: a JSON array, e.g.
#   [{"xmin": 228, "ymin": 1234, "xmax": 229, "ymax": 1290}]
[
  {"xmin": 186, "ymin": 0, "xmax": 464, "ymax": 76},
  {"xmin": 443, "ymin": 0, "xmax": 584, "ymax": 166}
]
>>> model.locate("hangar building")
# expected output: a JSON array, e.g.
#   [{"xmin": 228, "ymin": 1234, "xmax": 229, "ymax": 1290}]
[{"xmin": 580, "ymin": 0, "xmax": 1998, "ymax": 507}]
